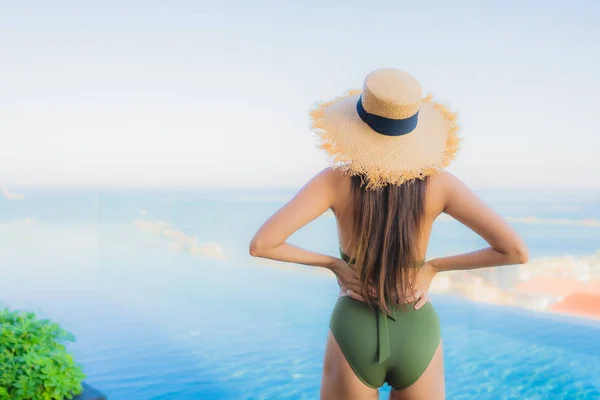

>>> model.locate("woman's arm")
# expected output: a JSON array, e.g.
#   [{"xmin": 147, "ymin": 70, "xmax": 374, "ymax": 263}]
[
  {"xmin": 427, "ymin": 172, "xmax": 529, "ymax": 273},
  {"xmin": 249, "ymin": 168, "xmax": 361, "ymax": 292}
]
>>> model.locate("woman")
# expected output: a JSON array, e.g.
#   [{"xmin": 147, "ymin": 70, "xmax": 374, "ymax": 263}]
[{"xmin": 249, "ymin": 68, "xmax": 528, "ymax": 400}]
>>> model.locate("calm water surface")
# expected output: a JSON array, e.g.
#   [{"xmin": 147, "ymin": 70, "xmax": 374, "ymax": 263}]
[{"xmin": 1, "ymin": 189, "xmax": 599, "ymax": 399}]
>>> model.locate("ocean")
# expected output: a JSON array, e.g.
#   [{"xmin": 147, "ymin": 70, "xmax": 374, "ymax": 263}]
[{"xmin": 1, "ymin": 188, "xmax": 599, "ymax": 399}]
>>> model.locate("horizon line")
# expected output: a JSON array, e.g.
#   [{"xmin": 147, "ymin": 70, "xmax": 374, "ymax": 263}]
[{"xmin": 2, "ymin": 183, "xmax": 600, "ymax": 195}]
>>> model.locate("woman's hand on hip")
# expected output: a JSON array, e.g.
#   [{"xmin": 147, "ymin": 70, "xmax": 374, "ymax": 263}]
[
  {"xmin": 413, "ymin": 289, "xmax": 431, "ymax": 310},
  {"xmin": 413, "ymin": 261, "xmax": 437, "ymax": 310},
  {"xmin": 331, "ymin": 258, "xmax": 363, "ymax": 301}
]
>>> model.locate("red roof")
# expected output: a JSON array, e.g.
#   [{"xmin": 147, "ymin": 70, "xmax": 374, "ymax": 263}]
[
  {"xmin": 515, "ymin": 277, "xmax": 600, "ymax": 298},
  {"xmin": 549, "ymin": 293, "xmax": 600, "ymax": 319}
]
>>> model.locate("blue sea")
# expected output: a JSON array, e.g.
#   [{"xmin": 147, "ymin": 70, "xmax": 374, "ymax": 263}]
[{"xmin": 1, "ymin": 188, "xmax": 600, "ymax": 399}]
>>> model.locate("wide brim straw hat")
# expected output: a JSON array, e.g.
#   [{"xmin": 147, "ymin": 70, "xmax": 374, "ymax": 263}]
[{"xmin": 309, "ymin": 68, "xmax": 461, "ymax": 190}]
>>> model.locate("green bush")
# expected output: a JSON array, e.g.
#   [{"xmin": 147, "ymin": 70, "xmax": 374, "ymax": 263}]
[{"xmin": 0, "ymin": 308, "xmax": 86, "ymax": 400}]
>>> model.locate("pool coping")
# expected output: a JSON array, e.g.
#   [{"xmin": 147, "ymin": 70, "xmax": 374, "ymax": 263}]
[{"xmin": 73, "ymin": 383, "xmax": 106, "ymax": 400}]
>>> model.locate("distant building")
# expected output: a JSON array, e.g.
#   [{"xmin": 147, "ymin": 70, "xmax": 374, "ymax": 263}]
[
  {"xmin": 514, "ymin": 277, "xmax": 600, "ymax": 298},
  {"xmin": 549, "ymin": 293, "xmax": 600, "ymax": 319},
  {"xmin": 470, "ymin": 265, "xmax": 520, "ymax": 292}
]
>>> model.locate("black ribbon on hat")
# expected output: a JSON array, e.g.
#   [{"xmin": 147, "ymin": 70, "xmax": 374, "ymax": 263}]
[{"xmin": 356, "ymin": 95, "xmax": 419, "ymax": 136}]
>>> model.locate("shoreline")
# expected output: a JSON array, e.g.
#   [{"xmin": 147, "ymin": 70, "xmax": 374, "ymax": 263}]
[{"xmin": 133, "ymin": 218, "xmax": 600, "ymax": 322}]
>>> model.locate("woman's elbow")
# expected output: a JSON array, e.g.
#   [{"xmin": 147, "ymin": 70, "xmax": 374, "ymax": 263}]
[
  {"xmin": 248, "ymin": 241, "xmax": 260, "ymax": 257},
  {"xmin": 509, "ymin": 242, "xmax": 529, "ymax": 265},
  {"xmin": 248, "ymin": 237, "xmax": 265, "ymax": 257}
]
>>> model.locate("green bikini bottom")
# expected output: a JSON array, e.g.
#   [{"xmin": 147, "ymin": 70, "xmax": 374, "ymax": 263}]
[
  {"xmin": 329, "ymin": 250, "xmax": 440, "ymax": 389},
  {"xmin": 329, "ymin": 296, "xmax": 441, "ymax": 389}
]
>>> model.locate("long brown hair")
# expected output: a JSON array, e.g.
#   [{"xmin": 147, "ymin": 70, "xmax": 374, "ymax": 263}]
[{"xmin": 349, "ymin": 174, "xmax": 428, "ymax": 315}]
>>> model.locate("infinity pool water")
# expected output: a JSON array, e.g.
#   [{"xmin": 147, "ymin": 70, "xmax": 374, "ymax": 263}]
[{"xmin": 1, "ymin": 190, "xmax": 599, "ymax": 399}]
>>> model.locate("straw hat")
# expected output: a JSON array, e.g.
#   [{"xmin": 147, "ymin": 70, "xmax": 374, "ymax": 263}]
[{"xmin": 309, "ymin": 68, "xmax": 461, "ymax": 189}]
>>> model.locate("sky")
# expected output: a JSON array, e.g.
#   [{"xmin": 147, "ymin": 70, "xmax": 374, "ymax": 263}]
[{"xmin": 1, "ymin": 0, "xmax": 599, "ymax": 190}]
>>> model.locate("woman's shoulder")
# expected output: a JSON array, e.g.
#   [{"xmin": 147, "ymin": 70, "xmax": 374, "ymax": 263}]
[
  {"xmin": 300, "ymin": 167, "xmax": 350, "ymax": 202},
  {"xmin": 312, "ymin": 167, "xmax": 350, "ymax": 189},
  {"xmin": 428, "ymin": 170, "xmax": 463, "ymax": 190},
  {"xmin": 426, "ymin": 170, "xmax": 470, "ymax": 213}
]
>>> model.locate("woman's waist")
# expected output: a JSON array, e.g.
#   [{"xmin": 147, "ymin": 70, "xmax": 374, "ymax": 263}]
[
  {"xmin": 335, "ymin": 291, "xmax": 436, "ymax": 315},
  {"xmin": 336, "ymin": 283, "xmax": 431, "ymax": 304}
]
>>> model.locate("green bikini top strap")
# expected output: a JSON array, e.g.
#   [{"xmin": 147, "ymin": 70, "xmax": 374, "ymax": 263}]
[{"xmin": 339, "ymin": 248, "xmax": 355, "ymax": 264}]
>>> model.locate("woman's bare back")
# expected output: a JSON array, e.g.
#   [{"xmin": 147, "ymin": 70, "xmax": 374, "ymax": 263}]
[{"xmin": 330, "ymin": 169, "xmax": 451, "ymax": 298}]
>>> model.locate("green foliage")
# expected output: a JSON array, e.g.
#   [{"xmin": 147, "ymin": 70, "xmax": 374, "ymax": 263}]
[{"xmin": 0, "ymin": 308, "xmax": 86, "ymax": 400}]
